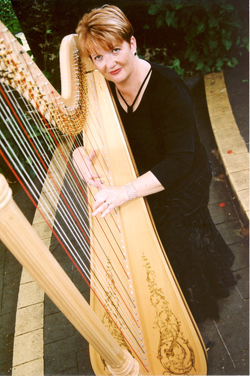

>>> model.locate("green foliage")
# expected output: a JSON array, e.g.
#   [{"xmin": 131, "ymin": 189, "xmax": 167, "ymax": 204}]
[
  {"xmin": 0, "ymin": 0, "xmax": 57, "ymax": 180},
  {"xmin": 0, "ymin": 0, "xmax": 22, "ymax": 35},
  {"xmin": 146, "ymin": 0, "xmax": 249, "ymax": 77},
  {"xmin": 0, "ymin": 111, "xmax": 56, "ymax": 180}
]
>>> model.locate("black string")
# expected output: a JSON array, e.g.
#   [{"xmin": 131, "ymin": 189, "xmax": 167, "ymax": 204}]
[{"xmin": 117, "ymin": 68, "xmax": 152, "ymax": 113}]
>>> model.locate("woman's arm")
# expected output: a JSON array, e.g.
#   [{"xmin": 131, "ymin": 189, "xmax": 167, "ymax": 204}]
[
  {"xmin": 73, "ymin": 72, "xmax": 196, "ymax": 218},
  {"xmin": 92, "ymin": 171, "xmax": 164, "ymax": 217},
  {"xmin": 73, "ymin": 146, "xmax": 164, "ymax": 217}
]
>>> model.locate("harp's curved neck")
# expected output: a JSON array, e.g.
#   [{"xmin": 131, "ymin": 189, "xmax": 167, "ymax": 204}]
[
  {"xmin": 0, "ymin": 22, "xmax": 87, "ymax": 135},
  {"xmin": 0, "ymin": 22, "xmax": 208, "ymax": 375}
]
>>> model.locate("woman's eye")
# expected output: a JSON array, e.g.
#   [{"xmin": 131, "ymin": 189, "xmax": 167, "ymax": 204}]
[
  {"xmin": 94, "ymin": 55, "xmax": 102, "ymax": 61},
  {"xmin": 113, "ymin": 48, "xmax": 120, "ymax": 54}
]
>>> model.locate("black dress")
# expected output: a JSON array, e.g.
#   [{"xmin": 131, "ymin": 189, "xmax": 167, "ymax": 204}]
[{"xmin": 109, "ymin": 62, "xmax": 236, "ymax": 322}]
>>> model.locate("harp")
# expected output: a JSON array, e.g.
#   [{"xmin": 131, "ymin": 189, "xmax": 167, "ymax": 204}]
[{"xmin": 0, "ymin": 23, "xmax": 207, "ymax": 375}]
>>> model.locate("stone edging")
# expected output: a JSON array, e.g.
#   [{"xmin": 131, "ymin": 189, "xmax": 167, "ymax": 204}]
[
  {"xmin": 12, "ymin": 139, "xmax": 73, "ymax": 375},
  {"xmin": 204, "ymin": 71, "xmax": 249, "ymax": 223},
  {"xmin": 11, "ymin": 202, "xmax": 53, "ymax": 375}
]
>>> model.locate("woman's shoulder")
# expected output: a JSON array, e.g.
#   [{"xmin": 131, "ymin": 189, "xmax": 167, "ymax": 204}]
[
  {"xmin": 149, "ymin": 61, "xmax": 180, "ymax": 84},
  {"xmin": 148, "ymin": 61, "xmax": 187, "ymax": 103}
]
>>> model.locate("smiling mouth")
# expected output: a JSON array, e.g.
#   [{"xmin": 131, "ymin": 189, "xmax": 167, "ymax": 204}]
[{"xmin": 110, "ymin": 68, "xmax": 122, "ymax": 75}]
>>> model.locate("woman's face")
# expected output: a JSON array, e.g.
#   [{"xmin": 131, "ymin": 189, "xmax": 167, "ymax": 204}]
[{"xmin": 90, "ymin": 37, "xmax": 137, "ymax": 85}]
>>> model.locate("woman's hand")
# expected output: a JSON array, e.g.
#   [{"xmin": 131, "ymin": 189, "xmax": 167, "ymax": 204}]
[
  {"xmin": 72, "ymin": 151, "xmax": 165, "ymax": 218},
  {"xmin": 92, "ymin": 171, "xmax": 165, "ymax": 218},
  {"xmin": 92, "ymin": 184, "xmax": 128, "ymax": 217},
  {"xmin": 72, "ymin": 147, "xmax": 102, "ymax": 188}
]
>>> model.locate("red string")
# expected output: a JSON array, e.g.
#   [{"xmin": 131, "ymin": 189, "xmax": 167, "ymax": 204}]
[
  {"xmin": 1, "ymin": 108, "xmax": 142, "ymax": 350},
  {"xmin": 0, "ymin": 38, "xmax": 149, "ymax": 368},
  {"xmin": 1, "ymin": 150, "xmax": 147, "ymax": 370},
  {"xmin": 0, "ymin": 84, "xmax": 138, "ymax": 325}
]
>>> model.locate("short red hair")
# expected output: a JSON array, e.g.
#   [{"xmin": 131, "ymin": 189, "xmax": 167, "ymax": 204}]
[{"xmin": 76, "ymin": 5, "xmax": 134, "ymax": 57}]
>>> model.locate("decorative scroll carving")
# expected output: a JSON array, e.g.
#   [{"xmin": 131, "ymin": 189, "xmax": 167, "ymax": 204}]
[
  {"xmin": 142, "ymin": 254, "xmax": 196, "ymax": 375},
  {"xmin": 102, "ymin": 259, "xmax": 131, "ymax": 351},
  {"xmin": 99, "ymin": 259, "xmax": 132, "ymax": 372}
]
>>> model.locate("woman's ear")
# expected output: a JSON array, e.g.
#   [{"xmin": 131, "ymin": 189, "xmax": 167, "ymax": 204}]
[{"xmin": 130, "ymin": 36, "xmax": 137, "ymax": 53}]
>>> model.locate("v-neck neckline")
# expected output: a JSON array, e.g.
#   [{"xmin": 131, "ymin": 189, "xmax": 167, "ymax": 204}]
[
  {"xmin": 117, "ymin": 67, "xmax": 152, "ymax": 114},
  {"xmin": 113, "ymin": 65, "xmax": 153, "ymax": 115}
]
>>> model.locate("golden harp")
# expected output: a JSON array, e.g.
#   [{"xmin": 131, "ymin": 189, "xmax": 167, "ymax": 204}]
[{"xmin": 0, "ymin": 23, "xmax": 207, "ymax": 375}]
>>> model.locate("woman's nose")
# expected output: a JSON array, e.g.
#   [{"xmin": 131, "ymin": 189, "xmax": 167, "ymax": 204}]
[{"xmin": 105, "ymin": 53, "xmax": 116, "ymax": 69}]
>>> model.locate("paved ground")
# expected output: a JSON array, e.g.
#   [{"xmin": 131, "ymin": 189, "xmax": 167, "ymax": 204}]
[
  {"xmin": 223, "ymin": 55, "xmax": 249, "ymax": 151},
  {"xmin": 0, "ymin": 55, "xmax": 249, "ymax": 375},
  {"xmin": 191, "ymin": 56, "xmax": 249, "ymax": 375}
]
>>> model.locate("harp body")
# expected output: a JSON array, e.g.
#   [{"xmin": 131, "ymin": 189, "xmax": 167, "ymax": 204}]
[{"xmin": 0, "ymin": 23, "xmax": 207, "ymax": 375}]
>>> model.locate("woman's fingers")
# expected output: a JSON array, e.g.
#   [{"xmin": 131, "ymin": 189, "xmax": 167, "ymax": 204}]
[
  {"xmin": 92, "ymin": 186, "xmax": 128, "ymax": 217},
  {"xmin": 85, "ymin": 174, "xmax": 103, "ymax": 187},
  {"xmin": 92, "ymin": 200, "xmax": 114, "ymax": 217},
  {"xmin": 72, "ymin": 147, "xmax": 102, "ymax": 186},
  {"xmin": 88, "ymin": 149, "xmax": 97, "ymax": 162}
]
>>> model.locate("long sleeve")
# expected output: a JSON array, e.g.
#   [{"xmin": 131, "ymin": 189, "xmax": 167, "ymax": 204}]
[
  {"xmin": 109, "ymin": 62, "xmax": 207, "ymax": 193},
  {"xmin": 150, "ymin": 78, "xmax": 196, "ymax": 189}
]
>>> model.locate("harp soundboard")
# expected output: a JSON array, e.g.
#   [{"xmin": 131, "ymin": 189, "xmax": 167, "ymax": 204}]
[{"xmin": 0, "ymin": 22, "xmax": 207, "ymax": 375}]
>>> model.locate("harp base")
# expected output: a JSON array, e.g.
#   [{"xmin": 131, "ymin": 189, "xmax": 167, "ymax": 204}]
[{"xmin": 107, "ymin": 350, "xmax": 141, "ymax": 376}]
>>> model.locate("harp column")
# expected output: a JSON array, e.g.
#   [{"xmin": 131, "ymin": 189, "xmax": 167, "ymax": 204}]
[{"xmin": 0, "ymin": 174, "xmax": 141, "ymax": 376}]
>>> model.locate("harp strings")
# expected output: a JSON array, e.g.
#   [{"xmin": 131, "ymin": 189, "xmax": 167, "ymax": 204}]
[
  {"xmin": 0, "ymin": 78, "xmax": 131, "ymax": 303},
  {"xmin": 0, "ymin": 29, "xmax": 150, "ymax": 365},
  {"xmin": 0, "ymin": 83, "xmax": 147, "ymax": 360}
]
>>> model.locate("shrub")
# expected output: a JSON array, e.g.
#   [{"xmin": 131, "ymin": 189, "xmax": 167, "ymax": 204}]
[
  {"xmin": 144, "ymin": 0, "xmax": 248, "ymax": 77},
  {"xmin": 0, "ymin": 0, "xmax": 22, "ymax": 35},
  {"xmin": 0, "ymin": 0, "xmax": 56, "ymax": 180}
]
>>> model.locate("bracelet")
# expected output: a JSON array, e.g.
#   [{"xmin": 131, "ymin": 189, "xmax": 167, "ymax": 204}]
[{"xmin": 124, "ymin": 182, "xmax": 138, "ymax": 201}]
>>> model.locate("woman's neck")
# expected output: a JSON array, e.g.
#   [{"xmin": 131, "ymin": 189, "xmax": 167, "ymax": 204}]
[{"xmin": 116, "ymin": 58, "xmax": 151, "ymax": 104}]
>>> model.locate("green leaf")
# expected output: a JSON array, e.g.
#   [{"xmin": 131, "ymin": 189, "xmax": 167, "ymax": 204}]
[
  {"xmin": 26, "ymin": 166, "xmax": 36, "ymax": 179},
  {"xmin": 203, "ymin": 1, "xmax": 213, "ymax": 13},
  {"xmin": 221, "ymin": 28, "xmax": 232, "ymax": 40},
  {"xmin": 220, "ymin": 3, "xmax": 234, "ymax": 12},
  {"xmin": 227, "ymin": 57, "xmax": 238, "ymax": 68},
  {"xmin": 209, "ymin": 39, "xmax": 218, "ymax": 51},
  {"xmin": 7, "ymin": 18, "xmax": 22, "ymax": 34},
  {"xmin": 203, "ymin": 65, "xmax": 211, "ymax": 74},
  {"xmin": 223, "ymin": 20, "xmax": 242, "ymax": 29},
  {"xmin": 236, "ymin": 36, "xmax": 241, "ymax": 46},
  {"xmin": 26, "ymin": 156, "xmax": 33, "ymax": 166},
  {"xmin": 173, "ymin": 1, "xmax": 184, "ymax": 10},
  {"xmin": 242, "ymin": 36, "xmax": 249, "ymax": 46},
  {"xmin": 222, "ymin": 39, "xmax": 232, "ymax": 51},
  {"xmin": 207, "ymin": 58, "xmax": 214, "ymax": 67},
  {"xmin": 173, "ymin": 59, "xmax": 181, "ymax": 68},
  {"xmin": 215, "ymin": 58, "xmax": 224, "ymax": 70},
  {"xmin": 189, "ymin": 49, "xmax": 199, "ymax": 62},
  {"xmin": 208, "ymin": 17, "xmax": 219, "ymax": 29},
  {"xmin": 165, "ymin": 10, "xmax": 175, "ymax": 27},
  {"xmin": 156, "ymin": 15, "xmax": 164, "ymax": 29},
  {"xmin": 196, "ymin": 22, "xmax": 206, "ymax": 34},
  {"xmin": 148, "ymin": 4, "xmax": 160, "ymax": 15},
  {"xmin": 195, "ymin": 61, "xmax": 204, "ymax": 70}
]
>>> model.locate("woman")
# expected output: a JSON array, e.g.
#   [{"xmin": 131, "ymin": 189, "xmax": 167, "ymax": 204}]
[{"xmin": 73, "ymin": 5, "xmax": 235, "ymax": 322}]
